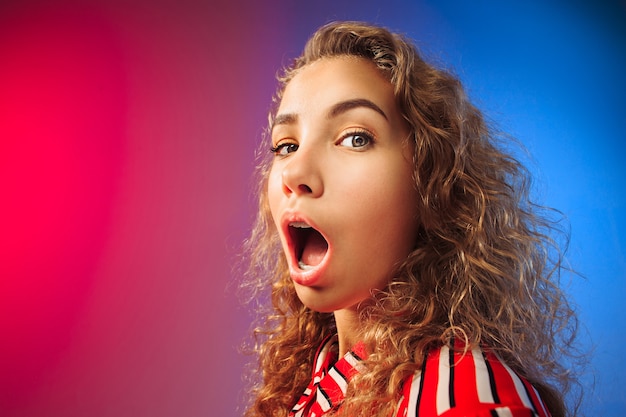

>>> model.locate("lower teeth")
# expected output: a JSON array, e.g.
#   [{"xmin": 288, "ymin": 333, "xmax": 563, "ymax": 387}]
[{"xmin": 298, "ymin": 261, "xmax": 313, "ymax": 271}]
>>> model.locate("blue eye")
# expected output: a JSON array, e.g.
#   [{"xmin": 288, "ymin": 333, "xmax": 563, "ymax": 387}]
[
  {"xmin": 339, "ymin": 132, "xmax": 373, "ymax": 149},
  {"xmin": 270, "ymin": 142, "xmax": 299, "ymax": 156}
]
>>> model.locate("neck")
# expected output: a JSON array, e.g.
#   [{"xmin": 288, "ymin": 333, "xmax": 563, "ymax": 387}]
[{"xmin": 333, "ymin": 308, "xmax": 362, "ymax": 356}]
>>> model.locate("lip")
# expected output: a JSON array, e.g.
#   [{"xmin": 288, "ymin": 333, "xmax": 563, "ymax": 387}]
[{"xmin": 280, "ymin": 211, "xmax": 331, "ymax": 287}]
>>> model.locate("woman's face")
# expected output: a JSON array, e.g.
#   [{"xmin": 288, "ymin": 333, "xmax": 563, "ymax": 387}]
[{"xmin": 268, "ymin": 56, "xmax": 420, "ymax": 313}]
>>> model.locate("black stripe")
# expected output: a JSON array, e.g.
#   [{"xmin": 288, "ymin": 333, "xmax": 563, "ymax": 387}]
[
  {"xmin": 490, "ymin": 409, "xmax": 500, "ymax": 417},
  {"xmin": 518, "ymin": 375, "xmax": 539, "ymax": 414},
  {"xmin": 448, "ymin": 344, "xmax": 456, "ymax": 408},
  {"xmin": 415, "ymin": 355, "xmax": 427, "ymax": 415},
  {"xmin": 482, "ymin": 351, "xmax": 501, "ymax": 404},
  {"xmin": 318, "ymin": 385, "xmax": 333, "ymax": 409},
  {"xmin": 350, "ymin": 350, "xmax": 364, "ymax": 362}
]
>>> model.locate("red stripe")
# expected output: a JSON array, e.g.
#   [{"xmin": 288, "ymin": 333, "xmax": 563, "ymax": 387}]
[
  {"xmin": 483, "ymin": 351, "xmax": 523, "ymax": 407},
  {"xmin": 334, "ymin": 353, "xmax": 359, "ymax": 381},
  {"xmin": 451, "ymin": 346, "xmax": 482, "ymax": 409},
  {"xmin": 397, "ymin": 373, "xmax": 413, "ymax": 416},
  {"xmin": 417, "ymin": 347, "xmax": 441, "ymax": 416}
]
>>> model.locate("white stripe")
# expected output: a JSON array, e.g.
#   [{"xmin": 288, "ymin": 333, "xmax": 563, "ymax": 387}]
[
  {"xmin": 499, "ymin": 356, "xmax": 534, "ymax": 410},
  {"xmin": 406, "ymin": 371, "xmax": 422, "ymax": 415},
  {"xmin": 345, "ymin": 351, "xmax": 359, "ymax": 367},
  {"xmin": 316, "ymin": 388, "xmax": 332, "ymax": 412},
  {"xmin": 471, "ymin": 348, "xmax": 495, "ymax": 403},
  {"xmin": 493, "ymin": 406, "xmax": 514, "ymax": 417},
  {"xmin": 436, "ymin": 346, "xmax": 451, "ymax": 414},
  {"xmin": 292, "ymin": 404, "xmax": 304, "ymax": 417},
  {"xmin": 314, "ymin": 336, "xmax": 337, "ymax": 374}
]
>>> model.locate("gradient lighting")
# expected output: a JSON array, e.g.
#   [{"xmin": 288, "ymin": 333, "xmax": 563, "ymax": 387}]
[
  {"xmin": 0, "ymin": 1, "xmax": 281, "ymax": 415},
  {"xmin": 0, "ymin": 2, "xmax": 127, "ymax": 407},
  {"xmin": 0, "ymin": 1, "xmax": 624, "ymax": 416}
]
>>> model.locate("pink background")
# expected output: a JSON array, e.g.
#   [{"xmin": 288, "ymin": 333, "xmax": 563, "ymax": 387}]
[{"xmin": 0, "ymin": 1, "xmax": 285, "ymax": 414}]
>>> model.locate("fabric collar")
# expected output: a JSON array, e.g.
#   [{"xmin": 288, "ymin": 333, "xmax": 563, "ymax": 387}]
[{"xmin": 289, "ymin": 335, "xmax": 367, "ymax": 416}]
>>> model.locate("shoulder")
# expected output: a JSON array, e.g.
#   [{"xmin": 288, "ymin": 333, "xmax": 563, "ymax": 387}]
[{"xmin": 395, "ymin": 344, "xmax": 550, "ymax": 417}]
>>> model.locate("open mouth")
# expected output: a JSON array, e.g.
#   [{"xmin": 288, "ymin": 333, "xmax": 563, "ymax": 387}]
[{"xmin": 288, "ymin": 222, "xmax": 329, "ymax": 270}]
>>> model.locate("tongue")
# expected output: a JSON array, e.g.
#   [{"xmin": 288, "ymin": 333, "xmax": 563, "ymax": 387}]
[{"xmin": 300, "ymin": 231, "xmax": 328, "ymax": 266}]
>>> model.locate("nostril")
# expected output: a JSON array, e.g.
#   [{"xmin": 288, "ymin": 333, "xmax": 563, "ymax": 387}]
[{"xmin": 298, "ymin": 184, "xmax": 313, "ymax": 194}]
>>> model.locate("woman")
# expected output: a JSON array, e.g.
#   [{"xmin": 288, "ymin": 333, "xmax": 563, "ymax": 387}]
[{"xmin": 241, "ymin": 21, "xmax": 580, "ymax": 417}]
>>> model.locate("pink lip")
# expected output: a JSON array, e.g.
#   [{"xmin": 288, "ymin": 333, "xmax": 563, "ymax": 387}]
[{"xmin": 280, "ymin": 211, "xmax": 331, "ymax": 287}]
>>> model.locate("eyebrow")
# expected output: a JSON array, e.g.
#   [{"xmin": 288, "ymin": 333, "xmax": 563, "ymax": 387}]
[
  {"xmin": 271, "ymin": 98, "xmax": 388, "ymax": 132},
  {"xmin": 271, "ymin": 113, "xmax": 298, "ymax": 131},
  {"xmin": 328, "ymin": 98, "xmax": 388, "ymax": 120}
]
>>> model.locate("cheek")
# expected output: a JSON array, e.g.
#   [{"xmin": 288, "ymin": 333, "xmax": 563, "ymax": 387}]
[
  {"xmin": 366, "ymin": 166, "xmax": 418, "ymax": 244},
  {"xmin": 357, "ymin": 164, "xmax": 415, "ymax": 211}
]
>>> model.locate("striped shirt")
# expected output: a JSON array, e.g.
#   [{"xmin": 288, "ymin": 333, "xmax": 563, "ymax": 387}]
[{"xmin": 289, "ymin": 336, "xmax": 551, "ymax": 417}]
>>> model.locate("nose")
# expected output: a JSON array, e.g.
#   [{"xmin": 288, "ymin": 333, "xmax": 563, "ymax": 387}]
[{"xmin": 280, "ymin": 149, "xmax": 323, "ymax": 198}]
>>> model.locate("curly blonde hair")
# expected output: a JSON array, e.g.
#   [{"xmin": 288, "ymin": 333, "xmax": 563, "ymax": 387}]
[{"xmin": 241, "ymin": 21, "xmax": 580, "ymax": 417}]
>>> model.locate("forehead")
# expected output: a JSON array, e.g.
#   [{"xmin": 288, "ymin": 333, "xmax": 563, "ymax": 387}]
[{"xmin": 277, "ymin": 56, "xmax": 398, "ymax": 118}]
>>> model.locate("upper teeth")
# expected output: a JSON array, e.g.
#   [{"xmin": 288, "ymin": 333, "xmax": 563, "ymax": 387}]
[{"xmin": 289, "ymin": 222, "xmax": 311, "ymax": 228}]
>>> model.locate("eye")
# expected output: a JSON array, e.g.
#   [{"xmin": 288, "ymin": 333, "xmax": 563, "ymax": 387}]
[
  {"xmin": 338, "ymin": 131, "xmax": 373, "ymax": 149},
  {"xmin": 270, "ymin": 142, "xmax": 299, "ymax": 156}
]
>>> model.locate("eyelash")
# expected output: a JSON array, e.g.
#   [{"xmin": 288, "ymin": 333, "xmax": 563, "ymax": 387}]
[
  {"xmin": 270, "ymin": 142, "xmax": 298, "ymax": 156},
  {"xmin": 338, "ymin": 129, "xmax": 375, "ymax": 149},
  {"xmin": 269, "ymin": 129, "xmax": 375, "ymax": 156}
]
